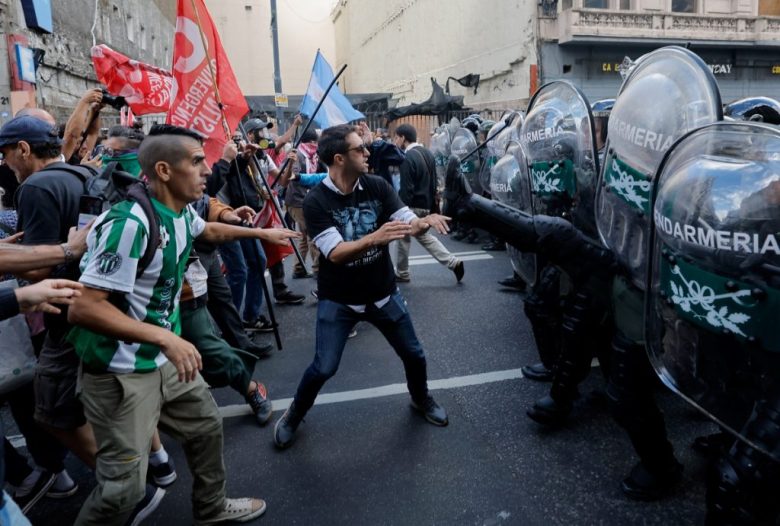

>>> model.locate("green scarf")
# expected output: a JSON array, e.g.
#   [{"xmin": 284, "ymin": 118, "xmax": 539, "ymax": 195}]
[{"xmin": 102, "ymin": 152, "xmax": 142, "ymax": 178}]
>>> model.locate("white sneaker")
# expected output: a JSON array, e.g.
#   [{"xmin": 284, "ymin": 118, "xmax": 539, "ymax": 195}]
[
  {"xmin": 195, "ymin": 498, "xmax": 267, "ymax": 525},
  {"xmin": 46, "ymin": 469, "xmax": 79, "ymax": 498}
]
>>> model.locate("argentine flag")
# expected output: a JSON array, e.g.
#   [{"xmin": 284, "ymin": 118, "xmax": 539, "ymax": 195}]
[{"xmin": 299, "ymin": 51, "xmax": 365, "ymax": 129}]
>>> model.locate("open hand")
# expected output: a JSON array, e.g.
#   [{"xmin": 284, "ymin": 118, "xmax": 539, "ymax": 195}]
[
  {"xmin": 160, "ymin": 332, "xmax": 202, "ymax": 382},
  {"xmin": 260, "ymin": 228, "xmax": 301, "ymax": 246},
  {"xmin": 413, "ymin": 213, "xmax": 451, "ymax": 236},
  {"xmin": 15, "ymin": 279, "xmax": 83, "ymax": 314},
  {"xmin": 369, "ymin": 221, "xmax": 412, "ymax": 246}
]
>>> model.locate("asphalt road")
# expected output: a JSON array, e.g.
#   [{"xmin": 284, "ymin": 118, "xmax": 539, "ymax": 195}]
[{"xmin": 16, "ymin": 233, "xmax": 719, "ymax": 525}]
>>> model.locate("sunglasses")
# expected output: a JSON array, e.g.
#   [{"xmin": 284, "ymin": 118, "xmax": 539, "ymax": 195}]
[{"xmin": 345, "ymin": 144, "xmax": 369, "ymax": 154}]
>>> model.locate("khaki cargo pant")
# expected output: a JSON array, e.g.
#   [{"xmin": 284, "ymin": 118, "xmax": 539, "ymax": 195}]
[{"xmin": 75, "ymin": 360, "xmax": 226, "ymax": 525}]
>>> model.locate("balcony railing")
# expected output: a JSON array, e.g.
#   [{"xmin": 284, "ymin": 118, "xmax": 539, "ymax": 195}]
[{"xmin": 547, "ymin": 7, "xmax": 780, "ymax": 44}]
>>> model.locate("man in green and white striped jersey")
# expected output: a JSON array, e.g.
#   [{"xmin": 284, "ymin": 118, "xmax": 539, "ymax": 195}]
[{"xmin": 68, "ymin": 124, "xmax": 300, "ymax": 526}]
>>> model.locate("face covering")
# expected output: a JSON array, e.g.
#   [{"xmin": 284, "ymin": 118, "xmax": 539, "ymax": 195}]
[{"xmin": 102, "ymin": 152, "xmax": 142, "ymax": 178}]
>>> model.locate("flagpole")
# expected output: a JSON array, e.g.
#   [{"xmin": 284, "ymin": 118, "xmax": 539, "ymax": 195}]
[
  {"xmin": 188, "ymin": 0, "xmax": 296, "ymax": 349},
  {"xmin": 269, "ymin": 62, "xmax": 349, "ymax": 188},
  {"xmin": 189, "ymin": 0, "xmax": 231, "ymax": 141}
]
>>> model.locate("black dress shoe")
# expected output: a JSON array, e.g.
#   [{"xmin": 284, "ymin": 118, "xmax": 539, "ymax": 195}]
[
  {"xmin": 481, "ymin": 241, "xmax": 505, "ymax": 251},
  {"xmin": 245, "ymin": 342, "xmax": 273, "ymax": 358},
  {"xmin": 411, "ymin": 396, "xmax": 448, "ymax": 426},
  {"xmin": 521, "ymin": 363, "xmax": 553, "ymax": 382},
  {"xmin": 274, "ymin": 402, "xmax": 304, "ymax": 449},
  {"xmin": 452, "ymin": 261, "xmax": 464, "ymax": 283},
  {"xmin": 621, "ymin": 461, "xmax": 683, "ymax": 501},
  {"xmin": 451, "ymin": 230, "xmax": 467, "ymax": 241},
  {"xmin": 498, "ymin": 275, "xmax": 527, "ymax": 291},
  {"xmin": 691, "ymin": 431, "xmax": 733, "ymax": 457},
  {"xmin": 526, "ymin": 395, "xmax": 571, "ymax": 427}
]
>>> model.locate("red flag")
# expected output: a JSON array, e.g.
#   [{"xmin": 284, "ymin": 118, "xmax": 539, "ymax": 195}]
[
  {"xmin": 91, "ymin": 45, "xmax": 173, "ymax": 115},
  {"xmin": 167, "ymin": 0, "xmax": 249, "ymax": 165}
]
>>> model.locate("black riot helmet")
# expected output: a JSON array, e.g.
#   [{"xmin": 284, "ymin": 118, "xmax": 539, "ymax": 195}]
[
  {"xmin": 723, "ymin": 97, "xmax": 780, "ymax": 125},
  {"xmin": 591, "ymin": 99, "xmax": 614, "ymax": 149},
  {"xmin": 462, "ymin": 114, "xmax": 482, "ymax": 134}
]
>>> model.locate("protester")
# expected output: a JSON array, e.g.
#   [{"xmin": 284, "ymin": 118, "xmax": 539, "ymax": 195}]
[
  {"xmin": 273, "ymin": 124, "xmax": 451, "ymax": 449},
  {"xmin": 185, "ymin": 192, "xmax": 274, "ymax": 424},
  {"xmin": 0, "ymin": 114, "xmax": 100, "ymax": 470},
  {"xmin": 67, "ymin": 124, "xmax": 298, "ymax": 524},
  {"xmin": 392, "ymin": 123, "xmax": 464, "ymax": 283},
  {"xmin": 242, "ymin": 118, "xmax": 305, "ymax": 306},
  {"xmin": 278, "ymin": 128, "xmax": 323, "ymax": 278}
]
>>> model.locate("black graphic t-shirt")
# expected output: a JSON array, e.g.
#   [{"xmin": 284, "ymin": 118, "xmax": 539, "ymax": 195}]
[{"xmin": 304, "ymin": 174, "xmax": 405, "ymax": 305}]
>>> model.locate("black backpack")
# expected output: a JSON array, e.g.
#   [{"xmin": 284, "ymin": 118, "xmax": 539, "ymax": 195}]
[{"xmin": 40, "ymin": 162, "xmax": 160, "ymax": 276}]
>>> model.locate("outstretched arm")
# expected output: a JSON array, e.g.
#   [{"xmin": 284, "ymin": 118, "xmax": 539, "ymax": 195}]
[{"xmin": 198, "ymin": 222, "xmax": 300, "ymax": 246}]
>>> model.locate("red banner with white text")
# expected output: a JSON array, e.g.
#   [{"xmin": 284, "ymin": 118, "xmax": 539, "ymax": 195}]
[
  {"xmin": 91, "ymin": 44, "xmax": 173, "ymax": 115},
  {"xmin": 167, "ymin": 0, "xmax": 249, "ymax": 165}
]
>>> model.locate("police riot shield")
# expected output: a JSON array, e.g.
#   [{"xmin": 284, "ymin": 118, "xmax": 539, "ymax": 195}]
[
  {"xmin": 451, "ymin": 127, "xmax": 482, "ymax": 194},
  {"xmin": 490, "ymin": 142, "xmax": 537, "ymax": 285},
  {"xmin": 430, "ymin": 126, "xmax": 453, "ymax": 193},
  {"xmin": 483, "ymin": 111, "xmax": 523, "ymax": 192},
  {"xmin": 595, "ymin": 46, "xmax": 722, "ymax": 289},
  {"xmin": 647, "ymin": 122, "xmax": 780, "ymax": 461},
  {"xmin": 521, "ymin": 81, "xmax": 600, "ymax": 240}
]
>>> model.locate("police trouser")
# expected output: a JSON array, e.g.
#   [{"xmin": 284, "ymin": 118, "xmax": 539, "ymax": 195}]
[
  {"xmin": 523, "ymin": 265, "xmax": 563, "ymax": 371},
  {"xmin": 606, "ymin": 276, "xmax": 676, "ymax": 473},
  {"xmin": 706, "ymin": 391, "xmax": 780, "ymax": 525},
  {"xmin": 548, "ymin": 280, "xmax": 613, "ymax": 406}
]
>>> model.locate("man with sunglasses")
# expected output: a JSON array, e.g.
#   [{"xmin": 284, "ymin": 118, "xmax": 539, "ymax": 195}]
[{"xmin": 274, "ymin": 124, "xmax": 452, "ymax": 449}]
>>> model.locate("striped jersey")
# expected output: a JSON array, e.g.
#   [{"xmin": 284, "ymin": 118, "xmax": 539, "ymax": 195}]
[{"xmin": 70, "ymin": 198, "xmax": 206, "ymax": 374}]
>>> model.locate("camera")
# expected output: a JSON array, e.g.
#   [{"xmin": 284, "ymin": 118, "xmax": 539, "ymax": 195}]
[{"xmin": 101, "ymin": 89, "xmax": 127, "ymax": 110}]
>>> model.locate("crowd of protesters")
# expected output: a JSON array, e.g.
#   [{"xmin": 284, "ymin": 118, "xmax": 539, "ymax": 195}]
[{"xmin": 0, "ymin": 86, "xmax": 462, "ymax": 524}]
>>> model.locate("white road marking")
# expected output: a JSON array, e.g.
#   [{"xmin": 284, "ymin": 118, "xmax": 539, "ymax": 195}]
[
  {"xmin": 219, "ymin": 368, "xmax": 525, "ymax": 419},
  {"xmin": 409, "ymin": 253, "xmax": 493, "ymax": 266},
  {"xmin": 408, "ymin": 250, "xmax": 486, "ymax": 260},
  {"xmin": 407, "ymin": 250, "xmax": 494, "ymax": 266},
  {"xmin": 7, "ymin": 362, "xmax": 604, "ymax": 446}
]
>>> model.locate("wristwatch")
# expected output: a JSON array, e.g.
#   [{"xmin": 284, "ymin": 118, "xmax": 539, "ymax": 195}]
[{"xmin": 60, "ymin": 243, "xmax": 75, "ymax": 263}]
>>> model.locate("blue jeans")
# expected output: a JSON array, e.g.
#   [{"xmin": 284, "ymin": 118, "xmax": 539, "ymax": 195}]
[
  {"xmin": 293, "ymin": 289, "xmax": 429, "ymax": 415},
  {"xmin": 218, "ymin": 239, "xmax": 267, "ymax": 322}
]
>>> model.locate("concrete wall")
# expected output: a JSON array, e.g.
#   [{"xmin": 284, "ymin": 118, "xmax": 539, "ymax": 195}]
[
  {"xmin": 0, "ymin": 0, "xmax": 174, "ymax": 123},
  {"xmin": 205, "ymin": 0, "xmax": 336, "ymax": 96},
  {"xmin": 331, "ymin": 0, "xmax": 538, "ymax": 110}
]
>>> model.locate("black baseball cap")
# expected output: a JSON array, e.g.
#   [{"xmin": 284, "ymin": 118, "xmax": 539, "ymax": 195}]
[{"xmin": 0, "ymin": 115, "xmax": 62, "ymax": 148}]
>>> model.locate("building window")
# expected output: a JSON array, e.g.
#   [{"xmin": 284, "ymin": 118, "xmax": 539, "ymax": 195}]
[
  {"xmin": 671, "ymin": 0, "xmax": 696, "ymax": 12},
  {"xmin": 583, "ymin": 0, "xmax": 609, "ymax": 7},
  {"xmin": 126, "ymin": 15, "xmax": 134, "ymax": 42},
  {"xmin": 619, "ymin": 0, "xmax": 631, "ymax": 9},
  {"xmin": 759, "ymin": 0, "xmax": 780, "ymax": 16}
]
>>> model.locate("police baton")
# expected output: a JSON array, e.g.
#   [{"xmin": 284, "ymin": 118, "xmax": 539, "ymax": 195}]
[{"xmin": 458, "ymin": 112, "xmax": 521, "ymax": 163}]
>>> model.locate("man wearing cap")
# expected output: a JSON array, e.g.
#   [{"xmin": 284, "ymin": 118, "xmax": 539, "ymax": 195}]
[
  {"xmin": 243, "ymin": 118, "xmax": 305, "ymax": 304},
  {"xmin": 0, "ymin": 115, "xmax": 99, "ymax": 468}
]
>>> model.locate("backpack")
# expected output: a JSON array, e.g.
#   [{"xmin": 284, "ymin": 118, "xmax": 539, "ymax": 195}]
[{"xmin": 39, "ymin": 162, "xmax": 160, "ymax": 276}]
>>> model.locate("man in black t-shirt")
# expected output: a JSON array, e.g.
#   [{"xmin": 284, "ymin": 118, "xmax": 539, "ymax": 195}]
[
  {"xmin": 0, "ymin": 115, "xmax": 98, "ymax": 463},
  {"xmin": 273, "ymin": 124, "xmax": 452, "ymax": 449}
]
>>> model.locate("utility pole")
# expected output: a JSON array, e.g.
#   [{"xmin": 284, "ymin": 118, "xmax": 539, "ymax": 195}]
[{"xmin": 269, "ymin": 0, "xmax": 286, "ymax": 131}]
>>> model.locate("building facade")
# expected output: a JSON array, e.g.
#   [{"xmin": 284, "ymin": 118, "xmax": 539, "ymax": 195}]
[
  {"xmin": 539, "ymin": 0, "xmax": 780, "ymax": 103},
  {"xmin": 330, "ymin": 0, "xmax": 539, "ymax": 112},
  {"xmin": 204, "ymin": 0, "xmax": 336, "ymax": 97},
  {"xmin": 332, "ymin": 0, "xmax": 780, "ymax": 114},
  {"xmin": 0, "ymin": 0, "xmax": 175, "ymax": 125}
]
